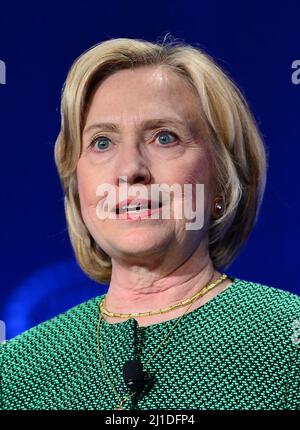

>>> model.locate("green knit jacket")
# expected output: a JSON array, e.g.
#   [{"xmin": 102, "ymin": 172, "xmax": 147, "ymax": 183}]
[{"xmin": 0, "ymin": 277, "xmax": 299, "ymax": 410}]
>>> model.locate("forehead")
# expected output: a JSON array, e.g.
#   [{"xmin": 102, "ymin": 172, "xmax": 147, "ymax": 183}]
[{"xmin": 85, "ymin": 66, "xmax": 201, "ymax": 124}]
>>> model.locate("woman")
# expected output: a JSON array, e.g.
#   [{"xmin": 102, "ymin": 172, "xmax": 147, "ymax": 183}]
[{"xmin": 1, "ymin": 37, "xmax": 299, "ymax": 410}]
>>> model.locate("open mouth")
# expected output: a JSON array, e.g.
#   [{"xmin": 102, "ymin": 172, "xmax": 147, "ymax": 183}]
[{"xmin": 116, "ymin": 201, "xmax": 163, "ymax": 215}]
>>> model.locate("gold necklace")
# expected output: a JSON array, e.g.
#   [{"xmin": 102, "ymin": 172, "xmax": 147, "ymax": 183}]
[
  {"xmin": 100, "ymin": 273, "xmax": 228, "ymax": 319},
  {"xmin": 97, "ymin": 273, "xmax": 228, "ymax": 410}
]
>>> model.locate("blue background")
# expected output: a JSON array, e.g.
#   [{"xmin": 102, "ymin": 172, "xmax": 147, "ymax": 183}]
[{"xmin": 0, "ymin": 0, "xmax": 299, "ymax": 340}]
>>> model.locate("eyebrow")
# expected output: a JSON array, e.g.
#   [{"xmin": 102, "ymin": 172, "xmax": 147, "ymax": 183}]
[{"xmin": 83, "ymin": 117, "xmax": 189, "ymax": 135}]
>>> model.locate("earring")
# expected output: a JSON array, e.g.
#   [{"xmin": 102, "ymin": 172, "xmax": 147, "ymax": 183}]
[{"xmin": 214, "ymin": 196, "xmax": 224, "ymax": 216}]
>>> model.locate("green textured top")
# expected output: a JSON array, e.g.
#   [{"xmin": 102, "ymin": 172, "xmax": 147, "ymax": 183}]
[{"xmin": 0, "ymin": 277, "xmax": 299, "ymax": 410}]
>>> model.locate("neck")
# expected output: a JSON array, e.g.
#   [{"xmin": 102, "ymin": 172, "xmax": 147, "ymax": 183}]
[{"xmin": 102, "ymin": 246, "xmax": 233, "ymax": 327}]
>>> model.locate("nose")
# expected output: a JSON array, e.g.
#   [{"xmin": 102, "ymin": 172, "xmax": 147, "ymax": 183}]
[{"xmin": 115, "ymin": 142, "xmax": 151, "ymax": 186}]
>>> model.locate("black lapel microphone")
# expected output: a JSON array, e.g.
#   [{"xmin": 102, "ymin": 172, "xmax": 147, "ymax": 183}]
[{"xmin": 122, "ymin": 359, "xmax": 154, "ymax": 395}]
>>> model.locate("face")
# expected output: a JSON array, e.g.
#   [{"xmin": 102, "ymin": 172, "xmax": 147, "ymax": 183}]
[{"xmin": 77, "ymin": 66, "xmax": 215, "ymax": 265}]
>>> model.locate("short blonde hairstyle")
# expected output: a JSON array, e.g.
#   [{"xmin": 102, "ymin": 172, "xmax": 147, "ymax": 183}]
[{"xmin": 54, "ymin": 36, "xmax": 268, "ymax": 283}]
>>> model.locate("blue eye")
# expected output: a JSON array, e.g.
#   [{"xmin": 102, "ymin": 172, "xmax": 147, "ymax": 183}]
[
  {"xmin": 156, "ymin": 131, "xmax": 177, "ymax": 146},
  {"xmin": 90, "ymin": 137, "xmax": 111, "ymax": 151}
]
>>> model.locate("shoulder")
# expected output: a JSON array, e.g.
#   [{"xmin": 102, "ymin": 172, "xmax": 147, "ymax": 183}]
[
  {"xmin": 231, "ymin": 278, "xmax": 300, "ymax": 408},
  {"xmin": 230, "ymin": 277, "xmax": 300, "ymax": 318},
  {"xmin": 1, "ymin": 294, "xmax": 105, "ymax": 367},
  {"xmin": 0, "ymin": 294, "xmax": 105, "ymax": 409},
  {"xmin": 227, "ymin": 277, "xmax": 300, "ymax": 358}
]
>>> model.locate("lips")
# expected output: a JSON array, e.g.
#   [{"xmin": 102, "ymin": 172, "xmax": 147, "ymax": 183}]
[{"xmin": 114, "ymin": 198, "xmax": 162, "ymax": 214}]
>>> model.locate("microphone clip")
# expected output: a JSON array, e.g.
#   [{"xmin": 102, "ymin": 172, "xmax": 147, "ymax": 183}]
[{"xmin": 122, "ymin": 359, "xmax": 154, "ymax": 395}]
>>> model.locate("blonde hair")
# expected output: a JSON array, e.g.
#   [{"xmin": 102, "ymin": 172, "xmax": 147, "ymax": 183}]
[{"xmin": 54, "ymin": 36, "xmax": 268, "ymax": 283}]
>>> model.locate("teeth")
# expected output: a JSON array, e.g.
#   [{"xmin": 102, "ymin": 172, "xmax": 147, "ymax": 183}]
[
  {"xmin": 119, "ymin": 203, "xmax": 149, "ymax": 214},
  {"xmin": 126, "ymin": 205, "xmax": 148, "ymax": 212},
  {"xmin": 117, "ymin": 201, "xmax": 161, "ymax": 214}
]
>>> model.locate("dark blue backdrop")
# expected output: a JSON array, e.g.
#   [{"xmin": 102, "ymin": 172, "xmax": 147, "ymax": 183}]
[{"xmin": 1, "ymin": 0, "xmax": 299, "ymax": 340}]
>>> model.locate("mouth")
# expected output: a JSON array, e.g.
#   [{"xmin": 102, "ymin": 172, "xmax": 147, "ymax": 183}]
[{"xmin": 115, "ymin": 199, "xmax": 163, "ymax": 215}]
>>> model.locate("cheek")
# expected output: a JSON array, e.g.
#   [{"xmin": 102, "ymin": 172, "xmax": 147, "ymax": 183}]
[
  {"xmin": 76, "ymin": 162, "xmax": 100, "ymax": 214},
  {"xmin": 174, "ymin": 153, "xmax": 214, "ymax": 219},
  {"xmin": 175, "ymin": 152, "xmax": 213, "ymax": 192},
  {"xmin": 77, "ymin": 177, "xmax": 94, "ymax": 207}
]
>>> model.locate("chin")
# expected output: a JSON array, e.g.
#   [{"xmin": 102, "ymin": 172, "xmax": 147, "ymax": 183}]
[{"xmin": 107, "ymin": 229, "xmax": 171, "ymax": 256}]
